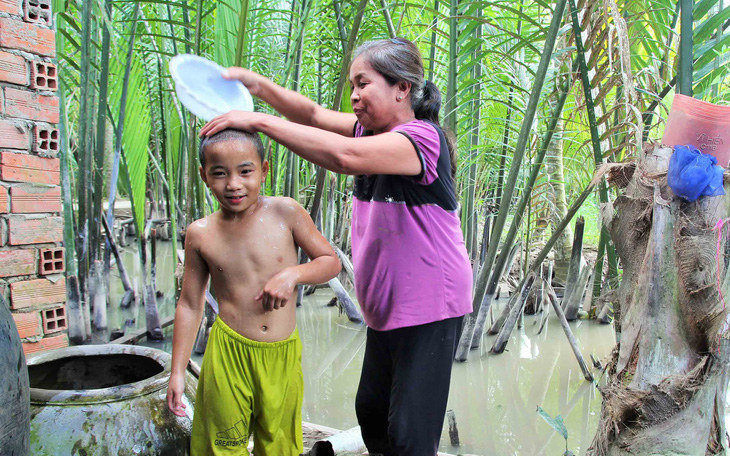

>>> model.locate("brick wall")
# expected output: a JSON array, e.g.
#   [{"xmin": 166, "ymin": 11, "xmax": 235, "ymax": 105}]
[{"xmin": 0, "ymin": 0, "xmax": 67, "ymax": 355}]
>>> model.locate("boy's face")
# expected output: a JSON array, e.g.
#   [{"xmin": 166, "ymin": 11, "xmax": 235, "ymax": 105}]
[{"xmin": 199, "ymin": 140, "xmax": 268, "ymax": 215}]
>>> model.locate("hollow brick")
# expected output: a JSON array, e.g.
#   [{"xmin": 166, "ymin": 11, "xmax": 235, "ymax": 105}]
[
  {"xmin": 32, "ymin": 124, "xmax": 58, "ymax": 154},
  {"xmin": 22, "ymin": 0, "xmax": 51, "ymax": 26},
  {"xmin": 41, "ymin": 305, "xmax": 66, "ymax": 333},
  {"xmin": 29, "ymin": 60, "xmax": 56, "ymax": 91},
  {"xmin": 39, "ymin": 246, "xmax": 64, "ymax": 275}
]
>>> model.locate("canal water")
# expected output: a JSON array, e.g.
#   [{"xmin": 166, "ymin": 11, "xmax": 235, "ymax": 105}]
[{"xmin": 101, "ymin": 240, "xmax": 616, "ymax": 455}]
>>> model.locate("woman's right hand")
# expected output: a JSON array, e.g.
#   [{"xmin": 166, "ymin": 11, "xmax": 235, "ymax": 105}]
[
  {"xmin": 166, "ymin": 372, "xmax": 187, "ymax": 417},
  {"xmin": 223, "ymin": 67, "xmax": 264, "ymax": 96}
]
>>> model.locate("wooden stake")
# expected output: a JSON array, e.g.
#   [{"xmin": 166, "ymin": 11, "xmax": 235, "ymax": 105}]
[
  {"xmin": 491, "ymin": 273, "xmax": 537, "ymax": 354},
  {"xmin": 549, "ymin": 286, "xmax": 594, "ymax": 381},
  {"xmin": 447, "ymin": 409, "xmax": 460, "ymax": 446}
]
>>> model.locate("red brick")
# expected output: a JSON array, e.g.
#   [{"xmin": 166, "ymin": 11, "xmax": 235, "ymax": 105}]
[
  {"xmin": 0, "ymin": 249, "xmax": 35, "ymax": 277},
  {"xmin": 22, "ymin": 333, "xmax": 67, "ymax": 355},
  {"xmin": 29, "ymin": 60, "xmax": 56, "ymax": 91},
  {"xmin": 10, "ymin": 277, "xmax": 65, "ymax": 308},
  {"xmin": 0, "ymin": 151, "xmax": 59, "ymax": 184},
  {"xmin": 41, "ymin": 305, "xmax": 66, "ymax": 333},
  {"xmin": 0, "ymin": 119, "xmax": 30, "ymax": 149},
  {"xmin": 23, "ymin": 0, "xmax": 51, "ymax": 26},
  {"xmin": 0, "ymin": 50, "xmax": 27, "ymax": 85},
  {"xmin": 13, "ymin": 310, "xmax": 40, "ymax": 338},
  {"xmin": 10, "ymin": 184, "xmax": 60, "ymax": 213},
  {"xmin": 0, "ymin": 185, "xmax": 7, "ymax": 212},
  {"xmin": 4, "ymin": 88, "xmax": 58, "ymax": 123},
  {"xmin": 32, "ymin": 124, "xmax": 58, "ymax": 154},
  {"xmin": 0, "ymin": 0, "xmax": 20, "ymax": 15},
  {"xmin": 8, "ymin": 215, "xmax": 62, "ymax": 244},
  {"xmin": 39, "ymin": 246, "xmax": 63, "ymax": 274},
  {"xmin": 0, "ymin": 16, "xmax": 55, "ymax": 57}
]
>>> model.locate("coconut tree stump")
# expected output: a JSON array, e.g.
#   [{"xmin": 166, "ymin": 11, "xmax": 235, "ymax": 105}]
[{"xmin": 588, "ymin": 144, "xmax": 730, "ymax": 455}]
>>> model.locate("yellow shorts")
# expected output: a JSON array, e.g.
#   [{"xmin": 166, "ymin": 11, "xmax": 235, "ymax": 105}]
[{"xmin": 191, "ymin": 318, "xmax": 303, "ymax": 456}]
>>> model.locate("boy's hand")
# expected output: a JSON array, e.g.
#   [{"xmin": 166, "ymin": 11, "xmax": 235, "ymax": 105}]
[
  {"xmin": 255, "ymin": 268, "xmax": 298, "ymax": 311},
  {"xmin": 167, "ymin": 373, "xmax": 187, "ymax": 417}
]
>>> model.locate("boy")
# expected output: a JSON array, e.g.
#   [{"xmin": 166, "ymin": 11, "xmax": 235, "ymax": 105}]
[{"xmin": 166, "ymin": 129, "xmax": 341, "ymax": 455}]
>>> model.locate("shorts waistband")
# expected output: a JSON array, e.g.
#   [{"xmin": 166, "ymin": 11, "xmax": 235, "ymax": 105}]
[{"xmin": 213, "ymin": 317, "xmax": 299, "ymax": 348}]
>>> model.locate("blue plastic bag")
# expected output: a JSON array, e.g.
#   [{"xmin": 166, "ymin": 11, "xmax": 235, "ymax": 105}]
[{"xmin": 667, "ymin": 144, "xmax": 725, "ymax": 202}]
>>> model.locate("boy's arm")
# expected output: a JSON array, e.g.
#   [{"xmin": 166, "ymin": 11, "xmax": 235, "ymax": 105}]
[
  {"xmin": 256, "ymin": 199, "xmax": 341, "ymax": 311},
  {"xmin": 167, "ymin": 223, "xmax": 209, "ymax": 417}
]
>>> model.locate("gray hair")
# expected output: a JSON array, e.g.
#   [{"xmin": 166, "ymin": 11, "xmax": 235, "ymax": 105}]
[{"xmin": 352, "ymin": 37, "xmax": 455, "ymax": 177}]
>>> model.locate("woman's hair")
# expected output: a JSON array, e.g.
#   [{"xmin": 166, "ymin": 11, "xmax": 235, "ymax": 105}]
[{"xmin": 352, "ymin": 37, "xmax": 457, "ymax": 179}]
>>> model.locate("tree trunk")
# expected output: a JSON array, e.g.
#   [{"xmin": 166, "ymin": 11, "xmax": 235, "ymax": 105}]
[
  {"xmin": 588, "ymin": 144, "xmax": 730, "ymax": 455},
  {"xmin": 545, "ymin": 115, "xmax": 573, "ymax": 282}
]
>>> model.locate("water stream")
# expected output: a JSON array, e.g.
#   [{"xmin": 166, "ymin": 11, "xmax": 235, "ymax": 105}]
[{"xmin": 100, "ymin": 240, "xmax": 616, "ymax": 455}]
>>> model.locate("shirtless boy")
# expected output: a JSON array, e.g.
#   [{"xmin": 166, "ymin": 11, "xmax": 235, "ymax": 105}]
[{"xmin": 166, "ymin": 129, "xmax": 341, "ymax": 456}]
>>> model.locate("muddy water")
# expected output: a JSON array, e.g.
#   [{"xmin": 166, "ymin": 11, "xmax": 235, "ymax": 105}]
[
  {"xmin": 297, "ymin": 292, "xmax": 614, "ymax": 456},
  {"xmin": 104, "ymin": 240, "xmax": 616, "ymax": 455}
]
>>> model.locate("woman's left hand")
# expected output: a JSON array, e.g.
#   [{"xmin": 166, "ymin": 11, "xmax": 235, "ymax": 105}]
[{"xmin": 199, "ymin": 110, "xmax": 275, "ymax": 137}]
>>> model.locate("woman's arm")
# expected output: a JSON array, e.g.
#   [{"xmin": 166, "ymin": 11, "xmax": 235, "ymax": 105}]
[
  {"xmin": 200, "ymin": 111, "xmax": 422, "ymax": 176},
  {"xmin": 226, "ymin": 67, "xmax": 357, "ymax": 137}
]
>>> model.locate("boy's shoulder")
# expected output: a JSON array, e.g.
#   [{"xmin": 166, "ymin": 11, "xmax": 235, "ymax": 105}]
[
  {"xmin": 260, "ymin": 196, "xmax": 305, "ymax": 218},
  {"xmin": 185, "ymin": 213, "xmax": 217, "ymax": 242}
]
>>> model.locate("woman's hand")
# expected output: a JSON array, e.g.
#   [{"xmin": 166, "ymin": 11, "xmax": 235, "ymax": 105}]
[
  {"xmin": 199, "ymin": 110, "xmax": 276, "ymax": 137},
  {"xmin": 166, "ymin": 372, "xmax": 187, "ymax": 417},
  {"xmin": 222, "ymin": 67, "xmax": 264, "ymax": 96},
  {"xmin": 255, "ymin": 268, "xmax": 299, "ymax": 312}
]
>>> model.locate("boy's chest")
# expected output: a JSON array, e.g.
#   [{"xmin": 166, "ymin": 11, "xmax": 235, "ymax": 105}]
[{"xmin": 199, "ymin": 219, "xmax": 297, "ymax": 277}]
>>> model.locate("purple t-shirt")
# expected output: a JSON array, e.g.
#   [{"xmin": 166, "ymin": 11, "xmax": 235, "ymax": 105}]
[{"xmin": 351, "ymin": 119, "xmax": 473, "ymax": 331}]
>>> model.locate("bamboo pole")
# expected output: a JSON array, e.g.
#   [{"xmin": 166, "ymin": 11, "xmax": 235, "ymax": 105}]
[
  {"xmin": 91, "ymin": 260, "xmax": 107, "ymax": 330},
  {"xmin": 100, "ymin": 213, "xmax": 134, "ymax": 305},
  {"xmin": 490, "ymin": 273, "xmax": 536, "ymax": 354},
  {"xmin": 458, "ymin": 59, "xmax": 575, "ymax": 360},
  {"xmin": 562, "ymin": 216, "xmax": 585, "ymax": 305},
  {"xmin": 549, "ymin": 285, "xmax": 594, "ymax": 382}
]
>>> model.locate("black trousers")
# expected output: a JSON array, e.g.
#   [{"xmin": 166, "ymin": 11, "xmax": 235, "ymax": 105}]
[{"xmin": 355, "ymin": 316, "xmax": 463, "ymax": 456}]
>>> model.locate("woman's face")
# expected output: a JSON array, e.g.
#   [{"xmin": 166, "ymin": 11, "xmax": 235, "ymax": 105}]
[{"xmin": 349, "ymin": 56, "xmax": 404, "ymax": 134}]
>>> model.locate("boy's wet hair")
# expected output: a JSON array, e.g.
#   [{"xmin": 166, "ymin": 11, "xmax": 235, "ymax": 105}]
[{"xmin": 199, "ymin": 129, "xmax": 265, "ymax": 167}]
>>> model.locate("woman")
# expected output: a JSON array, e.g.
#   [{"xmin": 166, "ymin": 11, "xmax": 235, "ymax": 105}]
[{"xmin": 200, "ymin": 37, "xmax": 473, "ymax": 456}]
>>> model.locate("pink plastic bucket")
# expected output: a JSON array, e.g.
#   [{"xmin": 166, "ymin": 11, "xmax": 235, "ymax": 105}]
[{"xmin": 661, "ymin": 94, "xmax": 730, "ymax": 167}]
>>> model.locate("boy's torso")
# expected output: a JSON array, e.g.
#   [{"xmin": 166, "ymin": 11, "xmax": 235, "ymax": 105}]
[{"xmin": 192, "ymin": 196, "xmax": 299, "ymax": 342}]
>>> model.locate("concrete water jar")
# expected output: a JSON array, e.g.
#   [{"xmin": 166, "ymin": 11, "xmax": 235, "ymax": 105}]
[
  {"xmin": 27, "ymin": 344, "xmax": 197, "ymax": 455},
  {"xmin": 0, "ymin": 295, "xmax": 30, "ymax": 456}
]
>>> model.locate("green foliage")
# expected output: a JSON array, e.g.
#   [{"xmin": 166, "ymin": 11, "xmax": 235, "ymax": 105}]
[
  {"xmin": 537, "ymin": 406, "xmax": 574, "ymax": 455},
  {"xmin": 54, "ymin": 0, "xmax": 730, "ymax": 300}
]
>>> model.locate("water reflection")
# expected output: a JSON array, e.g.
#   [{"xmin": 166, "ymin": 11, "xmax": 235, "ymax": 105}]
[
  {"xmin": 103, "ymin": 240, "xmax": 616, "ymax": 455},
  {"xmin": 297, "ymin": 294, "xmax": 614, "ymax": 456}
]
